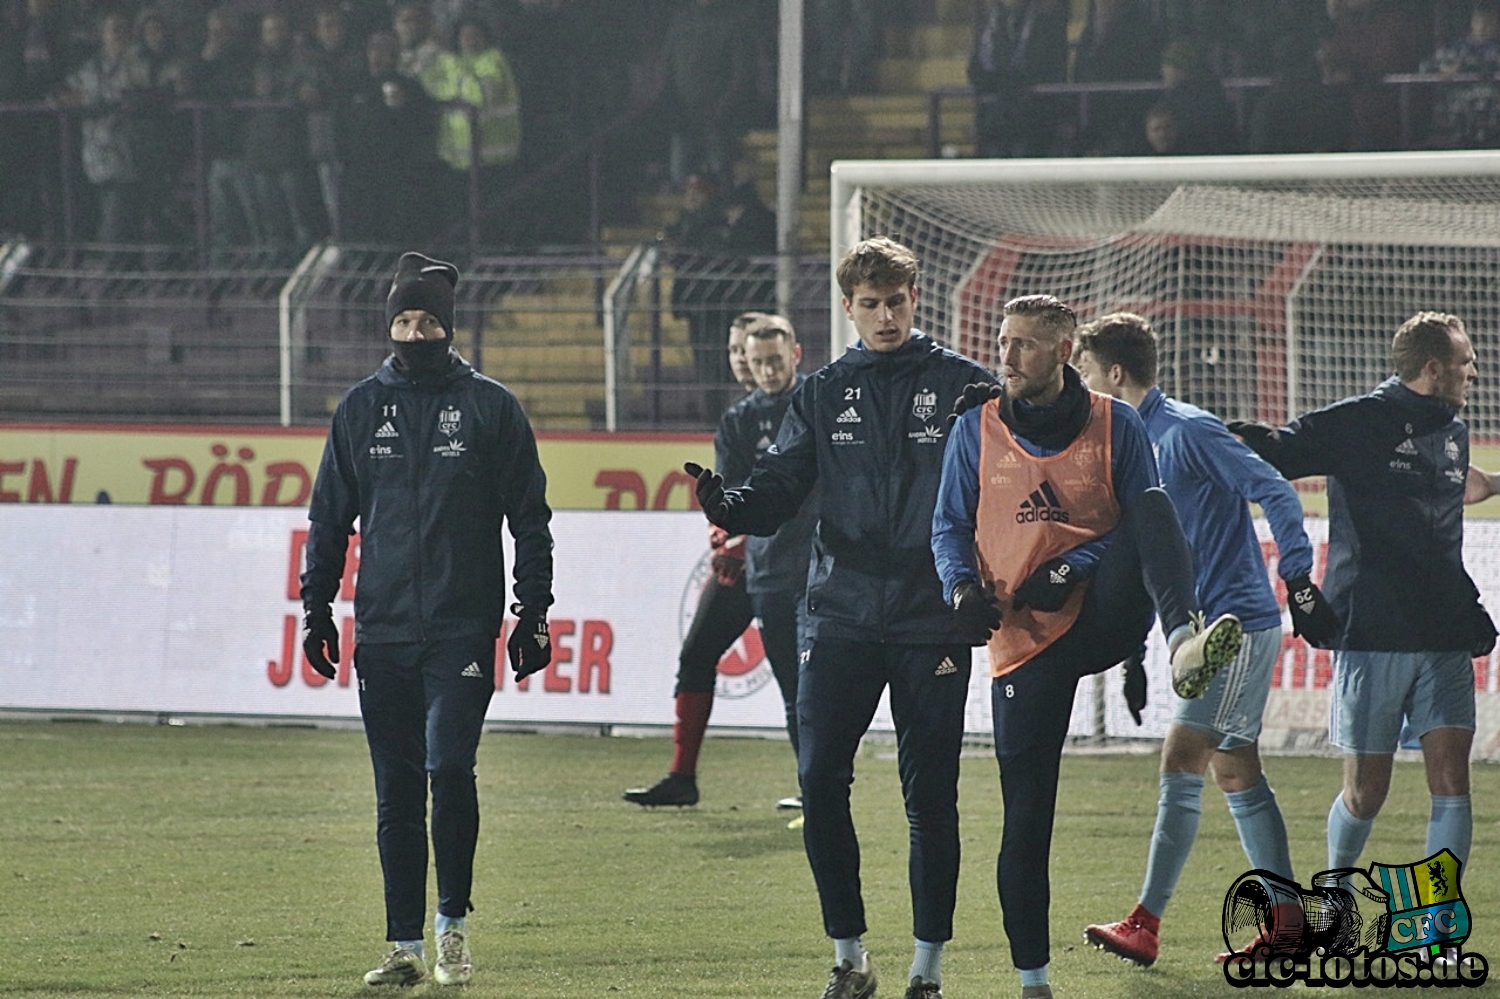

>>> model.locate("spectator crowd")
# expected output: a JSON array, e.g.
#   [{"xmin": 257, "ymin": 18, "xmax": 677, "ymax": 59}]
[
  {"xmin": 0, "ymin": 0, "xmax": 780, "ymax": 252},
  {"xmin": 969, "ymin": 0, "xmax": 1500, "ymax": 159},
  {"xmin": 1, "ymin": 0, "xmax": 1497, "ymax": 253}
]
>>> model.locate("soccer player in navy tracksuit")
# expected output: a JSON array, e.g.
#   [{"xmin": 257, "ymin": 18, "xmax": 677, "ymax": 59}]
[
  {"xmin": 725, "ymin": 317, "xmax": 819, "ymax": 798},
  {"xmin": 624, "ymin": 314, "xmax": 816, "ymax": 810},
  {"xmin": 1229, "ymin": 312, "xmax": 1496, "ymax": 906},
  {"xmin": 931, "ymin": 295, "xmax": 1243, "ymax": 999},
  {"xmin": 622, "ymin": 311, "xmax": 762, "ymax": 809},
  {"xmin": 687, "ymin": 237, "xmax": 994, "ymax": 999},
  {"xmin": 1073, "ymin": 313, "xmax": 1340, "ymax": 965},
  {"xmin": 300, "ymin": 253, "xmax": 555, "ymax": 988}
]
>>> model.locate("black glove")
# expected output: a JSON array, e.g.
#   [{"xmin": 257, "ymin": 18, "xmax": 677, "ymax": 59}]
[
  {"xmin": 952, "ymin": 579, "xmax": 1003, "ymax": 638},
  {"xmin": 507, "ymin": 603, "xmax": 552, "ymax": 679},
  {"xmin": 301, "ymin": 606, "xmax": 339, "ymax": 680},
  {"xmin": 1012, "ymin": 557, "xmax": 1079, "ymax": 613},
  {"xmin": 1122, "ymin": 651, "xmax": 1147, "ymax": 726},
  {"xmin": 1224, "ymin": 420, "xmax": 1281, "ymax": 454},
  {"xmin": 1471, "ymin": 604, "xmax": 1497, "ymax": 657},
  {"xmin": 947, "ymin": 381, "xmax": 1003, "ymax": 427},
  {"xmin": 682, "ymin": 461, "xmax": 729, "ymax": 523},
  {"xmin": 1285, "ymin": 575, "xmax": 1340, "ymax": 649}
]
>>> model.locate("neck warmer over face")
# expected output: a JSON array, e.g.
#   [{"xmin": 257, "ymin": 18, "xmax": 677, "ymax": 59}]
[{"xmin": 392, "ymin": 339, "xmax": 453, "ymax": 380}]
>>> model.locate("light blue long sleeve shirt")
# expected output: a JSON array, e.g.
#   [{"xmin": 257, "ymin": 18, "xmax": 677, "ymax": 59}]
[{"xmin": 1139, "ymin": 387, "xmax": 1312, "ymax": 631}]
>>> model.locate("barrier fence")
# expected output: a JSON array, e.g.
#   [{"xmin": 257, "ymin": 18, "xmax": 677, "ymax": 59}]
[
  {"xmin": 4, "ymin": 504, "xmax": 1500, "ymax": 755},
  {"xmin": 925, "ymin": 72, "xmax": 1500, "ymax": 159},
  {"xmin": 0, "ymin": 241, "xmax": 830, "ymax": 431}
]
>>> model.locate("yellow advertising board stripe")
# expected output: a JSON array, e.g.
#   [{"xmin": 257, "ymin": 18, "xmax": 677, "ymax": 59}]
[
  {"xmin": 0, "ymin": 423, "xmax": 713, "ymax": 511},
  {"xmin": 8, "ymin": 425, "xmax": 1500, "ymax": 516}
]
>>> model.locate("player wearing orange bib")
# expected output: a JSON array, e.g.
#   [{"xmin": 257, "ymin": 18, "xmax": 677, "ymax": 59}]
[{"xmin": 931, "ymin": 294, "xmax": 1242, "ymax": 999}]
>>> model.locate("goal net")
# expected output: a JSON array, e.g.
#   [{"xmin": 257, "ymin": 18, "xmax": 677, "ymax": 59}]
[
  {"xmin": 829, "ymin": 151, "xmax": 1500, "ymax": 744},
  {"xmin": 830, "ymin": 152, "xmax": 1500, "ymax": 438}
]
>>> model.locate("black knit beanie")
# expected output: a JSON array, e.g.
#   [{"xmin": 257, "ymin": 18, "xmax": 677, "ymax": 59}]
[{"xmin": 386, "ymin": 252, "xmax": 459, "ymax": 339}]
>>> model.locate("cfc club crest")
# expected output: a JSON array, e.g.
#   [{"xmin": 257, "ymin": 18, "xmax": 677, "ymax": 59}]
[
  {"xmin": 1370, "ymin": 849, "xmax": 1470, "ymax": 954},
  {"xmin": 438, "ymin": 406, "xmax": 462, "ymax": 437},
  {"xmin": 912, "ymin": 389, "xmax": 937, "ymax": 421}
]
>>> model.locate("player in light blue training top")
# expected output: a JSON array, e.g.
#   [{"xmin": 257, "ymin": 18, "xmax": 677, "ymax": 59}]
[{"xmin": 1073, "ymin": 313, "xmax": 1340, "ymax": 967}]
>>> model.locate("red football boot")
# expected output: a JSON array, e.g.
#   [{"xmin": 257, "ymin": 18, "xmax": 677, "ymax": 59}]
[{"xmin": 1084, "ymin": 904, "xmax": 1160, "ymax": 967}]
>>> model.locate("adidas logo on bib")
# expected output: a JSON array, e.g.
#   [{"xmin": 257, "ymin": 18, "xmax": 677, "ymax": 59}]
[{"xmin": 1016, "ymin": 480, "xmax": 1069, "ymax": 524}]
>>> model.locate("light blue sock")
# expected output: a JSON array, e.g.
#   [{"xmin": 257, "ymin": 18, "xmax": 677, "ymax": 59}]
[
  {"xmin": 1226, "ymin": 778, "xmax": 1294, "ymax": 881},
  {"xmin": 834, "ymin": 937, "xmax": 866, "ymax": 970},
  {"xmin": 1139, "ymin": 771, "xmax": 1204, "ymax": 916},
  {"xmin": 435, "ymin": 914, "xmax": 465, "ymax": 936},
  {"xmin": 1167, "ymin": 624, "xmax": 1192, "ymax": 653},
  {"xmin": 1019, "ymin": 964, "xmax": 1049, "ymax": 987},
  {"xmin": 1328, "ymin": 792, "xmax": 1374, "ymax": 870},
  {"xmin": 397, "ymin": 939, "xmax": 424, "ymax": 960},
  {"xmin": 909, "ymin": 939, "xmax": 943, "ymax": 985},
  {"xmin": 1427, "ymin": 794, "xmax": 1472, "ymax": 864}
]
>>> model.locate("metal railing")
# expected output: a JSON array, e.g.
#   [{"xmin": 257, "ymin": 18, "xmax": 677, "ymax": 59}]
[
  {"xmin": 603, "ymin": 244, "xmax": 832, "ymax": 431},
  {"xmin": 926, "ymin": 72, "xmax": 1497, "ymax": 158},
  {"xmin": 602, "ymin": 241, "xmax": 657, "ymax": 431},
  {"xmin": 0, "ymin": 241, "xmax": 300, "ymax": 421},
  {"xmin": 0, "ymin": 240, "xmax": 833, "ymax": 430},
  {"xmin": 0, "ymin": 94, "xmax": 649, "ymax": 263}
]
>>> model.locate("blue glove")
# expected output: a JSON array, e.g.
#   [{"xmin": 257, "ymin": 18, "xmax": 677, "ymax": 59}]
[
  {"xmin": 1471, "ymin": 603, "xmax": 1497, "ymax": 657},
  {"xmin": 1122, "ymin": 651, "xmax": 1147, "ymax": 725},
  {"xmin": 1225, "ymin": 420, "xmax": 1280, "ymax": 455},
  {"xmin": 947, "ymin": 382, "xmax": 1002, "ymax": 427},
  {"xmin": 683, "ymin": 461, "xmax": 730, "ymax": 524}
]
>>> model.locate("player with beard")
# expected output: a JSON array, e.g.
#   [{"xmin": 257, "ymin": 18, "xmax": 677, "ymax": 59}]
[{"xmin": 931, "ymin": 294, "xmax": 1243, "ymax": 999}]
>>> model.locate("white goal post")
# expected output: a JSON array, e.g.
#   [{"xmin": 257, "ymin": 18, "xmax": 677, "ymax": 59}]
[{"xmin": 830, "ymin": 151, "xmax": 1500, "ymax": 439}]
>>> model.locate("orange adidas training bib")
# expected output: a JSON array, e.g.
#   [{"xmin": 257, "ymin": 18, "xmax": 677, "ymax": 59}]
[{"xmin": 974, "ymin": 393, "xmax": 1119, "ymax": 677}]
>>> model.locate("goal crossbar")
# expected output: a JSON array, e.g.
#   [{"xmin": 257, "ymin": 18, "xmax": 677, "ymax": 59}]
[{"xmin": 830, "ymin": 150, "xmax": 1500, "ymax": 357}]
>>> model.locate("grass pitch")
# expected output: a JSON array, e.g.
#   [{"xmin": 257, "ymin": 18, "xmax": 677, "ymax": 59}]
[{"xmin": 2, "ymin": 720, "xmax": 1499, "ymax": 997}]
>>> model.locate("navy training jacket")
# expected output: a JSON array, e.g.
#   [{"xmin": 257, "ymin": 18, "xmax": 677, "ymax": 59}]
[
  {"xmin": 1241, "ymin": 377, "xmax": 1483, "ymax": 652},
  {"xmin": 716, "ymin": 375, "xmax": 818, "ymax": 595},
  {"xmin": 716, "ymin": 332, "xmax": 995, "ymax": 643},
  {"xmin": 301, "ymin": 354, "xmax": 554, "ymax": 645}
]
